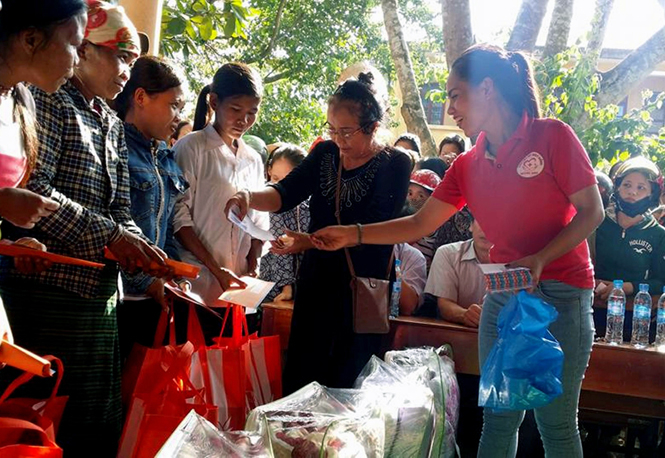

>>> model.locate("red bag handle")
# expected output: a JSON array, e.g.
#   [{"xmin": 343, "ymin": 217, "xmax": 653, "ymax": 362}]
[
  {"xmin": 187, "ymin": 304, "xmax": 206, "ymax": 348},
  {"xmin": 146, "ymin": 342, "xmax": 195, "ymax": 397},
  {"xmin": 152, "ymin": 299, "xmax": 179, "ymax": 348},
  {"xmin": 217, "ymin": 305, "xmax": 249, "ymax": 348},
  {"xmin": 0, "ymin": 356, "xmax": 64, "ymax": 409}
]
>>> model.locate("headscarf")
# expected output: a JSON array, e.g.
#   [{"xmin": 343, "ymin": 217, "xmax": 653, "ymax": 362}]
[{"xmin": 84, "ymin": 1, "xmax": 140, "ymax": 57}]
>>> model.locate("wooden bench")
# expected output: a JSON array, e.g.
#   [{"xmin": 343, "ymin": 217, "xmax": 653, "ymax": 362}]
[{"xmin": 260, "ymin": 302, "xmax": 665, "ymax": 419}]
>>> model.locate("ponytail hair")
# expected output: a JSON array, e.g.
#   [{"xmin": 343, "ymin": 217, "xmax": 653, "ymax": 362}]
[
  {"xmin": 193, "ymin": 62, "xmax": 263, "ymax": 131},
  {"xmin": 451, "ymin": 44, "xmax": 541, "ymax": 119},
  {"xmin": 193, "ymin": 85, "xmax": 212, "ymax": 131}
]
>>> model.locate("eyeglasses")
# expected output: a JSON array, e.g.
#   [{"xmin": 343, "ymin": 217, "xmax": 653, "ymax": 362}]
[{"xmin": 324, "ymin": 122, "xmax": 370, "ymax": 141}]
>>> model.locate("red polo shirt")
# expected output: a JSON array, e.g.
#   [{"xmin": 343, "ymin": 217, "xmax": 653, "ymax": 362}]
[{"xmin": 432, "ymin": 114, "xmax": 596, "ymax": 289}]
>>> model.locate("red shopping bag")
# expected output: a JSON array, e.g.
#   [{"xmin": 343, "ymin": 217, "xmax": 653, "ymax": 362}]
[
  {"xmin": 0, "ymin": 356, "xmax": 66, "ymax": 458},
  {"xmin": 118, "ymin": 341, "xmax": 218, "ymax": 458},
  {"xmin": 0, "ymin": 418, "xmax": 61, "ymax": 458},
  {"xmin": 122, "ymin": 294, "xmax": 206, "ymax": 409},
  {"xmin": 190, "ymin": 305, "xmax": 281, "ymax": 429},
  {"xmin": 214, "ymin": 306, "xmax": 282, "ymax": 409}
]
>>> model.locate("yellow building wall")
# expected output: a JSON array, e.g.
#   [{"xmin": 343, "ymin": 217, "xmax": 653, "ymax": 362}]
[{"xmin": 119, "ymin": 0, "xmax": 164, "ymax": 55}]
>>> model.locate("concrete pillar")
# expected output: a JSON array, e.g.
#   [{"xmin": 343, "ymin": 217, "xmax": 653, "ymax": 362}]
[{"xmin": 119, "ymin": 0, "xmax": 164, "ymax": 55}]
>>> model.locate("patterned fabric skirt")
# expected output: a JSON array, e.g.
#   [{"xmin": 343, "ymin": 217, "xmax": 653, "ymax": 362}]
[{"xmin": 0, "ymin": 268, "xmax": 121, "ymax": 457}]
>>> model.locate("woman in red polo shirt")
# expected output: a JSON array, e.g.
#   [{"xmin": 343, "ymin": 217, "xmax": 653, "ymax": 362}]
[{"xmin": 313, "ymin": 44, "xmax": 604, "ymax": 457}]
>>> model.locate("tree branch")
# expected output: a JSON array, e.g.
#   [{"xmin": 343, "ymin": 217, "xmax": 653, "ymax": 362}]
[
  {"xmin": 506, "ymin": 0, "xmax": 550, "ymax": 52},
  {"xmin": 583, "ymin": 0, "xmax": 615, "ymax": 68},
  {"xmin": 543, "ymin": 0, "xmax": 573, "ymax": 58},
  {"xmin": 441, "ymin": 0, "xmax": 474, "ymax": 69},
  {"xmin": 246, "ymin": 0, "xmax": 288, "ymax": 64},
  {"xmin": 264, "ymin": 70, "xmax": 293, "ymax": 84},
  {"xmin": 596, "ymin": 26, "xmax": 665, "ymax": 107},
  {"xmin": 382, "ymin": 0, "xmax": 437, "ymax": 157}
]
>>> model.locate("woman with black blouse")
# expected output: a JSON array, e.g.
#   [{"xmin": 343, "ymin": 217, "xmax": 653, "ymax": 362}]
[{"xmin": 225, "ymin": 72, "xmax": 411, "ymax": 393}]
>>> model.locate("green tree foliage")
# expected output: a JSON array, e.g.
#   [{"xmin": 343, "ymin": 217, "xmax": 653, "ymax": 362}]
[
  {"xmin": 161, "ymin": 0, "xmax": 255, "ymax": 59},
  {"xmin": 161, "ymin": 0, "xmax": 440, "ymax": 147},
  {"xmin": 426, "ymin": 47, "xmax": 665, "ymax": 171},
  {"xmin": 534, "ymin": 48, "xmax": 665, "ymax": 171}
]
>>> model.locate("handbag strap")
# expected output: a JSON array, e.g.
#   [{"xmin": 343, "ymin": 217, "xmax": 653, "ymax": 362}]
[{"xmin": 334, "ymin": 154, "xmax": 394, "ymax": 280}]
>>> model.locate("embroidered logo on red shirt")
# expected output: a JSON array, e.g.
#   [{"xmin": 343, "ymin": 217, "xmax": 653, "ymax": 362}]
[{"xmin": 517, "ymin": 152, "xmax": 544, "ymax": 178}]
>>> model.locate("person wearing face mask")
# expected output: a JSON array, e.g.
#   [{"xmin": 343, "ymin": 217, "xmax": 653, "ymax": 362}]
[
  {"xmin": 592, "ymin": 157, "xmax": 665, "ymax": 340},
  {"xmin": 0, "ymin": 3, "xmax": 171, "ymax": 455}
]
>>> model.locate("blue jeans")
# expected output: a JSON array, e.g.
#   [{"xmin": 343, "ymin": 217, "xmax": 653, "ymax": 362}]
[{"xmin": 477, "ymin": 280, "xmax": 594, "ymax": 458}]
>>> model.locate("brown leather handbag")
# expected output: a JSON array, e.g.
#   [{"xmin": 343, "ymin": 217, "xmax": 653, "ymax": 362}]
[{"xmin": 335, "ymin": 157, "xmax": 394, "ymax": 334}]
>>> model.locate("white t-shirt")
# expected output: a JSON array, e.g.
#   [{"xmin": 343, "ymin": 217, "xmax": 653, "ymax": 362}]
[{"xmin": 173, "ymin": 124, "xmax": 268, "ymax": 303}]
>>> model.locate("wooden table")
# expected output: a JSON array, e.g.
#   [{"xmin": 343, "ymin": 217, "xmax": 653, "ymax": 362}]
[
  {"xmin": 260, "ymin": 301, "xmax": 295, "ymax": 351},
  {"xmin": 260, "ymin": 303, "xmax": 665, "ymax": 419},
  {"xmin": 388, "ymin": 315, "xmax": 665, "ymax": 418}
]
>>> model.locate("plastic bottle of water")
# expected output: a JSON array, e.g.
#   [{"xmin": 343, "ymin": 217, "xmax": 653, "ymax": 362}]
[
  {"xmin": 390, "ymin": 259, "xmax": 402, "ymax": 318},
  {"xmin": 631, "ymin": 283, "xmax": 652, "ymax": 348},
  {"xmin": 605, "ymin": 280, "xmax": 626, "ymax": 345},
  {"xmin": 655, "ymin": 286, "xmax": 665, "ymax": 346}
]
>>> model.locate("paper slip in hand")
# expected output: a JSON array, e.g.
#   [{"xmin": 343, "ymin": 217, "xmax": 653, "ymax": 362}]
[
  {"xmin": 214, "ymin": 277, "xmax": 275, "ymax": 311},
  {"xmin": 228, "ymin": 205, "xmax": 275, "ymax": 241}
]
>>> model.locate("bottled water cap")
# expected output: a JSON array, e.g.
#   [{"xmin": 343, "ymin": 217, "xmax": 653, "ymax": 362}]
[
  {"xmin": 639, "ymin": 283, "xmax": 649, "ymax": 293},
  {"xmin": 613, "ymin": 279, "xmax": 623, "ymax": 289},
  {"xmin": 395, "ymin": 259, "xmax": 401, "ymax": 267}
]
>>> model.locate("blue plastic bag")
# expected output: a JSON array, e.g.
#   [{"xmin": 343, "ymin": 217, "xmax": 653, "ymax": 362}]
[{"xmin": 478, "ymin": 291, "xmax": 564, "ymax": 411}]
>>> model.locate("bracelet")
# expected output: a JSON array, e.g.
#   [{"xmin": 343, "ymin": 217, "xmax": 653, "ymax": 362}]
[
  {"xmin": 356, "ymin": 223, "xmax": 363, "ymax": 246},
  {"xmin": 244, "ymin": 188, "xmax": 253, "ymax": 205}
]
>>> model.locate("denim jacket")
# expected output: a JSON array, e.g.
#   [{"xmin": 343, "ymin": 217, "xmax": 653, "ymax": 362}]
[{"xmin": 122, "ymin": 122, "xmax": 188, "ymax": 295}]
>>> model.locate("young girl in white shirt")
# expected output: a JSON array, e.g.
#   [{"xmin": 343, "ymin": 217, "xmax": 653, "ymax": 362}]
[{"xmin": 173, "ymin": 63, "xmax": 267, "ymax": 305}]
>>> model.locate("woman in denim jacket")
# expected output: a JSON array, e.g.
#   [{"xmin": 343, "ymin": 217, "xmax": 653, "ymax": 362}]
[{"xmin": 115, "ymin": 56, "xmax": 189, "ymax": 360}]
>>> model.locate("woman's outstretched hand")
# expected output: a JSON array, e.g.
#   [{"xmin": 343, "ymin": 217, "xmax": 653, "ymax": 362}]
[
  {"xmin": 270, "ymin": 229, "xmax": 313, "ymax": 255},
  {"xmin": 224, "ymin": 190, "xmax": 251, "ymax": 222},
  {"xmin": 311, "ymin": 225, "xmax": 356, "ymax": 251}
]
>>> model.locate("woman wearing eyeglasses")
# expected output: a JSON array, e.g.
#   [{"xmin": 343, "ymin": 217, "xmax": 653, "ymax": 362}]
[{"xmin": 225, "ymin": 72, "xmax": 411, "ymax": 393}]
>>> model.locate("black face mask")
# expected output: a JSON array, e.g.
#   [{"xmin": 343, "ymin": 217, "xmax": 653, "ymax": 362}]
[{"xmin": 612, "ymin": 193, "xmax": 655, "ymax": 218}]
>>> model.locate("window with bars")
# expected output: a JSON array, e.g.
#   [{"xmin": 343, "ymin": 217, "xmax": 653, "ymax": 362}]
[{"xmin": 420, "ymin": 82, "xmax": 446, "ymax": 125}]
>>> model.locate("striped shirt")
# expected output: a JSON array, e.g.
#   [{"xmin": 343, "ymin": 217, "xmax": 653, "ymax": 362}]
[{"xmin": 2, "ymin": 81, "xmax": 142, "ymax": 298}]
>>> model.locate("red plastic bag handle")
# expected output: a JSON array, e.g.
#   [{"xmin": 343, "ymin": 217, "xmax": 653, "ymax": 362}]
[
  {"xmin": 152, "ymin": 300, "xmax": 178, "ymax": 348},
  {"xmin": 217, "ymin": 304, "xmax": 249, "ymax": 347},
  {"xmin": 0, "ymin": 356, "xmax": 64, "ymax": 408}
]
